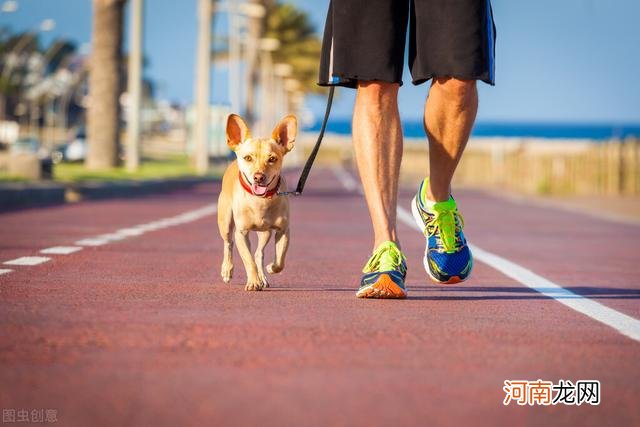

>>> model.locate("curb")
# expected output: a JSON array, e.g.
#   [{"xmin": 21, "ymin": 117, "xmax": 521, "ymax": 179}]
[
  {"xmin": 0, "ymin": 182, "xmax": 66, "ymax": 211},
  {"xmin": 0, "ymin": 176, "xmax": 214, "ymax": 212}
]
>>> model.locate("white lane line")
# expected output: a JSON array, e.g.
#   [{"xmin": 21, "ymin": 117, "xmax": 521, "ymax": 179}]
[
  {"xmin": 332, "ymin": 167, "xmax": 640, "ymax": 343},
  {"xmin": 4, "ymin": 256, "xmax": 51, "ymax": 266},
  {"xmin": 115, "ymin": 227, "xmax": 144, "ymax": 237},
  {"xmin": 332, "ymin": 166, "xmax": 358, "ymax": 191},
  {"xmin": 1, "ymin": 204, "xmax": 218, "ymax": 272},
  {"xmin": 398, "ymin": 205, "xmax": 640, "ymax": 343},
  {"xmin": 467, "ymin": 243, "xmax": 640, "ymax": 342},
  {"xmin": 40, "ymin": 246, "xmax": 83, "ymax": 255},
  {"xmin": 74, "ymin": 203, "xmax": 217, "ymax": 248},
  {"xmin": 75, "ymin": 237, "xmax": 110, "ymax": 246},
  {"xmin": 0, "ymin": 269, "xmax": 12, "ymax": 276}
]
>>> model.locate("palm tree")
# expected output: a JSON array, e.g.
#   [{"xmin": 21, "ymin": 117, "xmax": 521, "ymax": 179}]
[
  {"xmin": 243, "ymin": 0, "xmax": 270, "ymax": 128},
  {"xmin": 264, "ymin": 2, "xmax": 322, "ymax": 95},
  {"xmin": 0, "ymin": 32, "xmax": 40, "ymax": 121},
  {"xmin": 86, "ymin": 0, "xmax": 126, "ymax": 170}
]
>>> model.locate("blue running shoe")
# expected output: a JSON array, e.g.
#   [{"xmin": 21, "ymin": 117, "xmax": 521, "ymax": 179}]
[
  {"xmin": 410, "ymin": 178, "xmax": 472, "ymax": 284},
  {"xmin": 356, "ymin": 241, "xmax": 407, "ymax": 299}
]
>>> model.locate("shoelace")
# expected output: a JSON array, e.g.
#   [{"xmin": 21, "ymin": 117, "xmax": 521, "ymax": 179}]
[
  {"xmin": 363, "ymin": 242, "xmax": 406, "ymax": 273},
  {"xmin": 425, "ymin": 208, "xmax": 465, "ymax": 253}
]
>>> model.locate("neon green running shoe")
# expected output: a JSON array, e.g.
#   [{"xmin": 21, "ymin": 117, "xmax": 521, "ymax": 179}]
[
  {"xmin": 411, "ymin": 178, "xmax": 473, "ymax": 284},
  {"xmin": 356, "ymin": 241, "xmax": 408, "ymax": 299}
]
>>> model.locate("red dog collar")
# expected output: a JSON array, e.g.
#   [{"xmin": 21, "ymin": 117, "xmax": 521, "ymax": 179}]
[{"xmin": 238, "ymin": 171, "xmax": 280, "ymax": 198}]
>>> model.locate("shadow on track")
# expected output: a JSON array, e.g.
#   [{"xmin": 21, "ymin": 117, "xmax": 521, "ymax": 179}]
[
  {"xmin": 270, "ymin": 285, "xmax": 640, "ymax": 300},
  {"xmin": 405, "ymin": 285, "xmax": 640, "ymax": 301}
]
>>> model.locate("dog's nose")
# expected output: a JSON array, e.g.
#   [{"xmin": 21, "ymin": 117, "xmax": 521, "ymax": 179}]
[{"xmin": 253, "ymin": 172, "xmax": 266, "ymax": 184}]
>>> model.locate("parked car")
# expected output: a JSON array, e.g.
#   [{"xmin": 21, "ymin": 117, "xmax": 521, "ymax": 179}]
[
  {"xmin": 53, "ymin": 128, "xmax": 86, "ymax": 163},
  {"xmin": 52, "ymin": 127, "xmax": 125, "ymax": 164}
]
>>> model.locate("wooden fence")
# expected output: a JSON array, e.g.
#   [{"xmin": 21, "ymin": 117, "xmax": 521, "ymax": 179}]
[{"xmin": 300, "ymin": 134, "xmax": 640, "ymax": 196}]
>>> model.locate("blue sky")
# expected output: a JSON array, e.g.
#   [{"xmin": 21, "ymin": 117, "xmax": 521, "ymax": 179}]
[{"xmin": 2, "ymin": 0, "xmax": 639, "ymax": 124}]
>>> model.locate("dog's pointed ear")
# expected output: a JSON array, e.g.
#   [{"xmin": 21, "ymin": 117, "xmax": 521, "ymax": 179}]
[
  {"xmin": 226, "ymin": 114, "xmax": 251, "ymax": 151},
  {"xmin": 271, "ymin": 115, "xmax": 297, "ymax": 152}
]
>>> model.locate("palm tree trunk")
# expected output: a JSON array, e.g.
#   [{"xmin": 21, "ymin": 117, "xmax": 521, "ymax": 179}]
[{"xmin": 86, "ymin": 0, "xmax": 125, "ymax": 170}]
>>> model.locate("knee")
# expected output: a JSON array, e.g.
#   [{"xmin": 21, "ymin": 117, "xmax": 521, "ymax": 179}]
[
  {"xmin": 357, "ymin": 80, "xmax": 399, "ymax": 105},
  {"xmin": 432, "ymin": 77, "xmax": 477, "ymax": 100}
]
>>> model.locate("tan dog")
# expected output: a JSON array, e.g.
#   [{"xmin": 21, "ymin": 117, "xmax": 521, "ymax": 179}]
[{"xmin": 217, "ymin": 114, "xmax": 296, "ymax": 291}]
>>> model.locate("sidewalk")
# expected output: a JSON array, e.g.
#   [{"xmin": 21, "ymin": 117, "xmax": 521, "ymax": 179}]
[
  {"xmin": 0, "ymin": 176, "xmax": 214, "ymax": 212},
  {"xmin": 489, "ymin": 190, "xmax": 640, "ymax": 225}
]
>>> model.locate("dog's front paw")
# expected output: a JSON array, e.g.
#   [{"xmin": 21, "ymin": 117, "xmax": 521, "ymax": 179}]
[
  {"xmin": 221, "ymin": 263, "xmax": 233, "ymax": 283},
  {"xmin": 244, "ymin": 278, "xmax": 265, "ymax": 291},
  {"xmin": 266, "ymin": 262, "xmax": 283, "ymax": 274},
  {"xmin": 258, "ymin": 272, "xmax": 270, "ymax": 288}
]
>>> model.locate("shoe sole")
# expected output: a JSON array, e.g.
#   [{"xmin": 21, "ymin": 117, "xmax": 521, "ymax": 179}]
[
  {"xmin": 356, "ymin": 273, "xmax": 407, "ymax": 299},
  {"xmin": 411, "ymin": 195, "xmax": 467, "ymax": 285}
]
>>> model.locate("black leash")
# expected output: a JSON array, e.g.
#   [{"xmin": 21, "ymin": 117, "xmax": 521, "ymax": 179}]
[{"xmin": 278, "ymin": 86, "xmax": 335, "ymax": 196}]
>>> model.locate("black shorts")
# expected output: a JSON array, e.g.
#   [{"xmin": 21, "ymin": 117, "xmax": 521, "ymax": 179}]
[{"xmin": 318, "ymin": 0, "xmax": 496, "ymax": 88}]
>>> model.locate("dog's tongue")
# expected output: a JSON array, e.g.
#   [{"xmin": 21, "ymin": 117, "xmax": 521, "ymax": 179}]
[{"xmin": 252, "ymin": 183, "xmax": 268, "ymax": 196}]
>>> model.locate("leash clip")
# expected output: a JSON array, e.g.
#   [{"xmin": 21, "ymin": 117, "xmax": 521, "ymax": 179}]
[{"xmin": 276, "ymin": 190, "xmax": 301, "ymax": 197}]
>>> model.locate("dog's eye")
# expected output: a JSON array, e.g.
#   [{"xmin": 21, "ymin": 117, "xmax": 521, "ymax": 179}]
[
  {"xmin": 243, "ymin": 155, "xmax": 253, "ymax": 162},
  {"xmin": 268, "ymin": 156, "xmax": 277, "ymax": 163}
]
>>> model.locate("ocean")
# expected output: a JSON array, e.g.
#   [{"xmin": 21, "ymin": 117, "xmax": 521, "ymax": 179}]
[{"xmin": 304, "ymin": 120, "xmax": 640, "ymax": 141}]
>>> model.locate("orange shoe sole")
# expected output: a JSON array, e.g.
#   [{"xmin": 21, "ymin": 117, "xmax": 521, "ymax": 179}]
[
  {"xmin": 356, "ymin": 274, "xmax": 407, "ymax": 299},
  {"xmin": 429, "ymin": 275, "xmax": 462, "ymax": 285}
]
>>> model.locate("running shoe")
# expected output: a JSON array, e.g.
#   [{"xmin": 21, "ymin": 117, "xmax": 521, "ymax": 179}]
[
  {"xmin": 356, "ymin": 241, "xmax": 407, "ymax": 299},
  {"xmin": 411, "ymin": 178, "xmax": 472, "ymax": 284}
]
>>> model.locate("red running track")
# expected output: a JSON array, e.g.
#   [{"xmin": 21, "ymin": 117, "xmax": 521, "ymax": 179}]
[{"xmin": 0, "ymin": 168, "xmax": 638, "ymax": 427}]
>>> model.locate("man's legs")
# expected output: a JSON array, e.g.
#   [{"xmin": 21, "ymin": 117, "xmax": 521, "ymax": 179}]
[
  {"xmin": 352, "ymin": 81, "xmax": 408, "ymax": 299},
  {"xmin": 352, "ymin": 81, "xmax": 403, "ymax": 250},
  {"xmin": 423, "ymin": 77, "xmax": 478, "ymax": 202},
  {"xmin": 411, "ymin": 76, "xmax": 477, "ymax": 284}
]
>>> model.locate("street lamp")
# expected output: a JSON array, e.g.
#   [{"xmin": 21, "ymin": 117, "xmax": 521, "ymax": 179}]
[
  {"xmin": 284, "ymin": 77, "xmax": 301, "ymax": 114},
  {"xmin": 193, "ymin": 0, "xmax": 213, "ymax": 175},
  {"xmin": 273, "ymin": 62, "xmax": 292, "ymax": 119},
  {"xmin": 227, "ymin": 0, "xmax": 242, "ymax": 114},
  {"xmin": 126, "ymin": 0, "xmax": 143, "ymax": 172},
  {"xmin": 238, "ymin": 2, "xmax": 266, "ymax": 19},
  {"xmin": 258, "ymin": 37, "xmax": 279, "ymax": 135},
  {"xmin": 214, "ymin": 1, "xmax": 266, "ymax": 117}
]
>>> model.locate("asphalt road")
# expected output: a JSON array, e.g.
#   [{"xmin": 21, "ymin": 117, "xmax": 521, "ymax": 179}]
[{"xmin": 1, "ymin": 168, "xmax": 639, "ymax": 427}]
